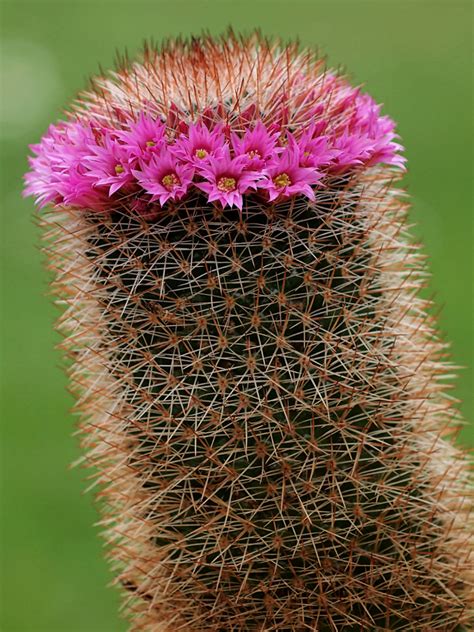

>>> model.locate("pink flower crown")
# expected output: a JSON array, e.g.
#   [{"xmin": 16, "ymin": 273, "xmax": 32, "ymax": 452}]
[{"xmin": 24, "ymin": 85, "xmax": 405, "ymax": 214}]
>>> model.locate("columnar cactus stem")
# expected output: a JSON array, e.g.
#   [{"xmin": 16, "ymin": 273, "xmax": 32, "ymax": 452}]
[{"xmin": 25, "ymin": 30, "xmax": 473, "ymax": 631}]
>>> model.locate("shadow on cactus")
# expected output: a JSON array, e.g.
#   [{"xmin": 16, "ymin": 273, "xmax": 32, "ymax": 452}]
[{"xmin": 24, "ymin": 29, "xmax": 473, "ymax": 631}]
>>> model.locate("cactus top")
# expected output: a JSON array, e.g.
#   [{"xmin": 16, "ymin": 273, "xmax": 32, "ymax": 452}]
[{"xmin": 24, "ymin": 34, "xmax": 406, "ymax": 213}]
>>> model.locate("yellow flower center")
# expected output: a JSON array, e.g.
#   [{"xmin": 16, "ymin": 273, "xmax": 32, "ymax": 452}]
[
  {"xmin": 247, "ymin": 149, "xmax": 261, "ymax": 159},
  {"xmin": 162, "ymin": 173, "xmax": 180, "ymax": 190},
  {"xmin": 273, "ymin": 173, "xmax": 291, "ymax": 188},
  {"xmin": 217, "ymin": 176, "xmax": 237, "ymax": 192},
  {"xmin": 145, "ymin": 140, "xmax": 155, "ymax": 147},
  {"xmin": 195, "ymin": 148, "xmax": 208, "ymax": 159},
  {"xmin": 114, "ymin": 164, "xmax": 125, "ymax": 175}
]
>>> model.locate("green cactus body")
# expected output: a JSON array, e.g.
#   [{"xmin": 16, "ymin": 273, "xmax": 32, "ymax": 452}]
[{"xmin": 30, "ymin": 32, "xmax": 472, "ymax": 631}]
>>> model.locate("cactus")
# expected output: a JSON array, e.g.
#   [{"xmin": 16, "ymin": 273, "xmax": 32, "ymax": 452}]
[{"xmin": 24, "ymin": 30, "xmax": 473, "ymax": 631}]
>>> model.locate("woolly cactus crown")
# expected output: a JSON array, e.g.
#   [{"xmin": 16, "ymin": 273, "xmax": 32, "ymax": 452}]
[{"xmin": 24, "ymin": 30, "xmax": 472, "ymax": 632}]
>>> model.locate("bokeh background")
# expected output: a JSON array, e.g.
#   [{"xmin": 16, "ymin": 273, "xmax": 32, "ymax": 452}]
[{"xmin": 1, "ymin": 1, "xmax": 472, "ymax": 630}]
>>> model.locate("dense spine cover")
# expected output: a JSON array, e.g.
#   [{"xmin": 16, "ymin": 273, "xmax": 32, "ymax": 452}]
[{"xmin": 28, "ymin": 31, "xmax": 472, "ymax": 631}]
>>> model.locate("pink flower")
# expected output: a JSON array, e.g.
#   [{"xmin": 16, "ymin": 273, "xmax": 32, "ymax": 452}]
[
  {"xmin": 348, "ymin": 93, "xmax": 381, "ymax": 133},
  {"xmin": 295, "ymin": 125, "xmax": 340, "ymax": 168},
  {"xmin": 327, "ymin": 129, "xmax": 373, "ymax": 171},
  {"xmin": 81, "ymin": 130, "xmax": 135, "ymax": 195},
  {"xmin": 194, "ymin": 146, "xmax": 261, "ymax": 210},
  {"xmin": 364, "ymin": 114, "xmax": 406, "ymax": 169},
  {"xmin": 57, "ymin": 171, "xmax": 110, "ymax": 210},
  {"xmin": 327, "ymin": 92, "xmax": 406, "ymax": 172},
  {"xmin": 23, "ymin": 128, "xmax": 65, "ymax": 208},
  {"xmin": 258, "ymin": 137, "xmax": 322, "ymax": 202},
  {"xmin": 230, "ymin": 121, "xmax": 280, "ymax": 168},
  {"xmin": 23, "ymin": 121, "xmax": 109, "ymax": 210},
  {"xmin": 132, "ymin": 148, "xmax": 194, "ymax": 206},
  {"xmin": 328, "ymin": 125, "xmax": 406, "ymax": 172},
  {"xmin": 171, "ymin": 122, "xmax": 226, "ymax": 166},
  {"xmin": 116, "ymin": 112, "xmax": 166, "ymax": 159}
]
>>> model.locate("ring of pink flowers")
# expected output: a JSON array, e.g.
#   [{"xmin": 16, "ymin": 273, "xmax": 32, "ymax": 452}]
[{"xmin": 24, "ymin": 107, "xmax": 405, "ymax": 213}]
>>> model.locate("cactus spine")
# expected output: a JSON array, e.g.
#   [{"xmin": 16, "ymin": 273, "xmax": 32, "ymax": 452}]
[{"xmin": 28, "ymin": 31, "xmax": 472, "ymax": 631}]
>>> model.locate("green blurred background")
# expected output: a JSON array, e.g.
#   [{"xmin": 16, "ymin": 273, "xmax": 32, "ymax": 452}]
[{"xmin": 1, "ymin": 1, "xmax": 472, "ymax": 630}]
